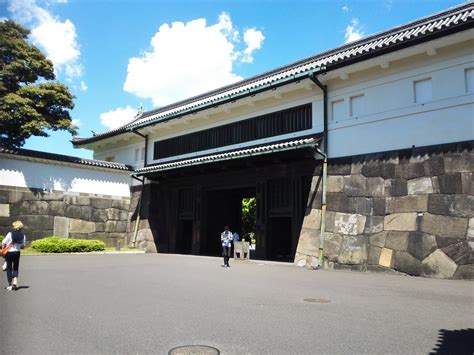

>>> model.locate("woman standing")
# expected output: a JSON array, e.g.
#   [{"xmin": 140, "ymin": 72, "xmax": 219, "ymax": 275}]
[{"xmin": 2, "ymin": 221, "xmax": 26, "ymax": 291}]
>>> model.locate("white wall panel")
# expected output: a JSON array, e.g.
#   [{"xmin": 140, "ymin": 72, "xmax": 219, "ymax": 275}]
[{"xmin": 0, "ymin": 158, "xmax": 131, "ymax": 197}]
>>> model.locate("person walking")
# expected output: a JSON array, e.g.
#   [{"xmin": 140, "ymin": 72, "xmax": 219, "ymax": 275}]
[
  {"xmin": 221, "ymin": 226, "xmax": 233, "ymax": 268},
  {"xmin": 2, "ymin": 220, "xmax": 26, "ymax": 291}
]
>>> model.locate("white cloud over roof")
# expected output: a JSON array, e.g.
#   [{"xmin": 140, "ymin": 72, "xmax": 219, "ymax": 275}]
[
  {"xmin": 100, "ymin": 105, "xmax": 138, "ymax": 130},
  {"xmin": 123, "ymin": 13, "xmax": 265, "ymax": 107},
  {"xmin": 344, "ymin": 18, "xmax": 365, "ymax": 43}
]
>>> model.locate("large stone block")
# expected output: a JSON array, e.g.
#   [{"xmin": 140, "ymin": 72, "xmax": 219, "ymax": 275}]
[
  {"xmin": 343, "ymin": 175, "xmax": 366, "ymax": 197},
  {"xmin": 65, "ymin": 205, "xmax": 82, "ymax": 219},
  {"xmin": 422, "ymin": 249, "xmax": 457, "ymax": 279},
  {"xmin": 407, "ymin": 231, "xmax": 437, "ymax": 261},
  {"xmin": 69, "ymin": 219, "xmax": 96, "ymax": 234},
  {"xmin": 385, "ymin": 231, "xmax": 409, "ymax": 251},
  {"xmin": 435, "ymin": 236, "xmax": 463, "ymax": 249},
  {"xmin": 106, "ymin": 208, "xmax": 121, "ymax": 220},
  {"xmin": 453, "ymin": 265, "xmax": 474, "ymax": 280},
  {"xmin": 461, "ymin": 173, "xmax": 474, "ymax": 195},
  {"xmin": 393, "ymin": 252, "xmax": 422, "ymax": 276},
  {"xmin": 90, "ymin": 198, "xmax": 113, "ymax": 209},
  {"xmin": 353, "ymin": 197, "xmax": 371, "ymax": 215},
  {"xmin": 367, "ymin": 246, "xmax": 382, "ymax": 265},
  {"xmin": 327, "ymin": 193, "xmax": 352, "ymax": 214},
  {"xmin": 0, "ymin": 193, "xmax": 9, "ymax": 204},
  {"xmin": 444, "ymin": 154, "xmax": 474, "ymax": 173},
  {"xmin": 386, "ymin": 195, "xmax": 428, "ymax": 214},
  {"xmin": 91, "ymin": 209, "xmax": 108, "ymax": 223},
  {"xmin": 327, "ymin": 176, "xmax": 344, "ymax": 193},
  {"xmin": 423, "ymin": 156, "xmax": 445, "ymax": 176},
  {"xmin": 105, "ymin": 221, "xmax": 117, "ymax": 232},
  {"xmin": 441, "ymin": 241, "xmax": 473, "ymax": 265},
  {"xmin": 396, "ymin": 163, "xmax": 425, "ymax": 180},
  {"xmin": 302, "ymin": 209, "xmax": 321, "ymax": 230},
  {"xmin": 379, "ymin": 247, "xmax": 393, "ymax": 267},
  {"xmin": 95, "ymin": 222, "xmax": 105, "ymax": 232},
  {"xmin": 384, "ymin": 213, "xmax": 418, "ymax": 231},
  {"xmin": 20, "ymin": 215, "xmax": 54, "ymax": 232},
  {"xmin": 384, "ymin": 179, "xmax": 408, "ymax": 197},
  {"xmin": 76, "ymin": 196, "xmax": 91, "ymax": 206},
  {"xmin": 361, "ymin": 164, "xmax": 396, "ymax": 179},
  {"xmin": 369, "ymin": 231, "xmax": 387, "ymax": 248},
  {"xmin": 116, "ymin": 220, "xmax": 128, "ymax": 233},
  {"xmin": 80, "ymin": 206, "xmax": 93, "ymax": 221},
  {"xmin": 119, "ymin": 210, "xmax": 129, "ymax": 221},
  {"xmin": 53, "ymin": 216, "xmax": 69, "ymax": 238},
  {"xmin": 325, "ymin": 211, "xmax": 335, "ymax": 233},
  {"xmin": 24, "ymin": 201, "xmax": 49, "ymax": 215},
  {"xmin": 366, "ymin": 177, "xmax": 385, "ymax": 197},
  {"xmin": 48, "ymin": 201, "xmax": 66, "ymax": 216},
  {"xmin": 364, "ymin": 216, "xmax": 384, "ymax": 235},
  {"xmin": 296, "ymin": 228, "xmax": 319, "ymax": 256},
  {"xmin": 372, "ymin": 198, "xmax": 385, "ymax": 216},
  {"xmin": 420, "ymin": 213, "xmax": 468, "ymax": 239},
  {"xmin": 0, "ymin": 204, "xmax": 9, "ymax": 217},
  {"xmin": 428, "ymin": 195, "xmax": 474, "ymax": 218},
  {"xmin": 337, "ymin": 235, "xmax": 367, "ymax": 265},
  {"xmin": 334, "ymin": 213, "xmax": 366, "ymax": 235},
  {"xmin": 407, "ymin": 177, "xmax": 433, "ymax": 195},
  {"xmin": 136, "ymin": 229, "xmax": 157, "ymax": 253},
  {"xmin": 437, "ymin": 173, "xmax": 464, "ymax": 194},
  {"xmin": 323, "ymin": 232, "xmax": 342, "ymax": 262}
]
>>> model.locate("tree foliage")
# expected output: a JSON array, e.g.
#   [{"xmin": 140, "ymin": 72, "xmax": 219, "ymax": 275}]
[
  {"xmin": 242, "ymin": 197, "xmax": 256, "ymax": 242},
  {"xmin": 0, "ymin": 20, "xmax": 76, "ymax": 148}
]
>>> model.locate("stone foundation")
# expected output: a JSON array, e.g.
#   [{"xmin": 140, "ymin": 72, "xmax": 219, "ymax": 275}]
[
  {"xmin": 0, "ymin": 186, "xmax": 132, "ymax": 247},
  {"xmin": 296, "ymin": 141, "xmax": 474, "ymax": 280}
]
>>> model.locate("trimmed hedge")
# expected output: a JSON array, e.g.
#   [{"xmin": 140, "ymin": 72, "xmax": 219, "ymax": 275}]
[{"xmin": 30, "ymin": 237, "xmax": 106, "ymax": 253}]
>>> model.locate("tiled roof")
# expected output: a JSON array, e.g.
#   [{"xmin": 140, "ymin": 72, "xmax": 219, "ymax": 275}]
[
  {"xmin": 0, "ymin": 147, "xmax": 133, "ymax": 171},
  {"xmin": 73, "ymin": 3, "xmax": 474, "ymax": 146},
  {"xmin": 133, "ymin": 136, "xmax": 321, "ymax": 176}
]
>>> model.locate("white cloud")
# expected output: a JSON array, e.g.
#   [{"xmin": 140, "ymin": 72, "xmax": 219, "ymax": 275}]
[
  {"xmin": 71, "ymin": 118, "xmax": 81, "ymax": 127},
  {"xmin": 7, "ymin": 0, "xmax": 82, "ymax": 80},
  {"xmin": 100, "ymin": 106, "xmax": 138, "ymax": 130},
  {"xmin": 242, "ymin": 28, "xmax": 265, "ymax": 63},
  {"xmin": 123, "ymin": 13, "xmax": 265, "ymax": 107},
  {"xmin": 79, "ymin": 81, "xmax": 88, "ymax": 91},
  {"xmin": 342, "ymin": 5, "xmax": 349, "ymax": 12},
  {"xmin": 344, "ymin": 18, "xmax": 365, "ymax": 43}
]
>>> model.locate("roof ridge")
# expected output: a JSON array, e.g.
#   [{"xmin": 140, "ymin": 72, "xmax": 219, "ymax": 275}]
[{"xmin": 0, "ymin": 146, "xmax": 133, "ymax": 171}]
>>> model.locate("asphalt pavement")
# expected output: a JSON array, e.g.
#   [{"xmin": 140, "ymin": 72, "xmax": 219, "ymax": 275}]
[{"xmin": 1, "ymin": 254, "xmax": 473, "ymax": 354}]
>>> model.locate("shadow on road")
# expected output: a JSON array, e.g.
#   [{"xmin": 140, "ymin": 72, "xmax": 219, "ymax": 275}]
[
  {"xmin": 430, "ymin": 328, "xmax": 474, "ymax": 354},
  {"xmin": 15, "ymin": 286, "xmax": 30, "ymax": 291}
]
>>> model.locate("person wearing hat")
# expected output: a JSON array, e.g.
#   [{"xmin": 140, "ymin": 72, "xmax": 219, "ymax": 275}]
[{"xmin": 1, "ymin": 220, "xmax": 26, "ymax": 291}]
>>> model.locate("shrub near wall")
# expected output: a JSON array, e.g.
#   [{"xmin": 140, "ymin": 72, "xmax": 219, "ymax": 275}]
[{"xmin": 31, "ymin": 237, "xmax": 105, "ymax": 253}]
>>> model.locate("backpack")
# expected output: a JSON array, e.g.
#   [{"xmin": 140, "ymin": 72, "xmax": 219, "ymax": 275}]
[{"xmin": 11, "ymin": 230, "xmax": 24, "ymax": 244}]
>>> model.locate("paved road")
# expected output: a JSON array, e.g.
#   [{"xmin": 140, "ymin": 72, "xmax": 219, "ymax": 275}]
[{"xmin": 1, "ymin": 254, "xmax": 473, "ymax": 354}]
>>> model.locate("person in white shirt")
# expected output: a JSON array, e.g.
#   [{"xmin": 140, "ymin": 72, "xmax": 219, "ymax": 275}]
[
  {"xmin": 2, "ymin": 220, "xmax": 26, "ymax": 291},
  {"xmin": 220, "ymin": 226, "xmax": 233, "ymax": 268}
]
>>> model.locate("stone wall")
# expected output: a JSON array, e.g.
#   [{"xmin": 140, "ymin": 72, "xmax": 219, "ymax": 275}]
[
  {"xmin": 296, "ymin": 141, "xmax": 474, "ymax": 280},
  {"xmin": 0, "ymin": 185, "xmax": 132, "ymax": 247}
]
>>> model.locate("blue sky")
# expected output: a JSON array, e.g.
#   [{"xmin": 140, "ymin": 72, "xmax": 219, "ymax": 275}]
[{"xmin": 1, "ymin": 0, "xmax": 465, "ymax": 159}]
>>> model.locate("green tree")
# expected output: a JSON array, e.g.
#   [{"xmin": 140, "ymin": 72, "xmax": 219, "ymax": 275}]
[
  {"xmin": 242, "ymin": 197, "xmax": 256, "ymax": 242},
  {"xmin": 0, "ymin": 20, "xmax": 76, "ymax": 148}
]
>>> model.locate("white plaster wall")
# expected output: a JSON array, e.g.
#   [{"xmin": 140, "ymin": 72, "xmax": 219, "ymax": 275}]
[
  {"xmin": 325, "ymin": 40, "xmax": 474, "ymax": 158},
  {"xmin": 0, "ymin": 157, "xmax": 131, "ymax": 197}
]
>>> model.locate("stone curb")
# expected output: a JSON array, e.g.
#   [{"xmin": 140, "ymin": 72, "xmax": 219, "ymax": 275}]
[{"xmin": 23, "ymin": 250, "xmax": 146, "ymax": 256}]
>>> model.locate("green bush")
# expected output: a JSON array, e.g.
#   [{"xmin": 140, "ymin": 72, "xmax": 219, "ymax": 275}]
[{"xmin": 30, "ymin": 237, "xmax": 106, "ymax": 253}]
